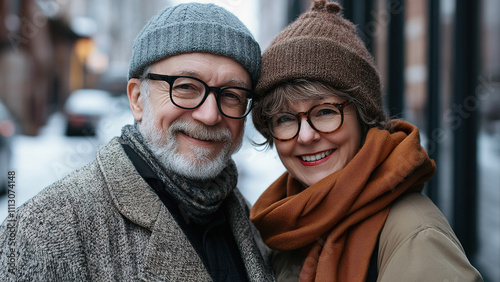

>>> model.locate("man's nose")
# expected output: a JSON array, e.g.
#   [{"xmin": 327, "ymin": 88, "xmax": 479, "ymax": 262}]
[{"xmin": 191, "ymin": 92, "xmax": 223, "ymax": 126}]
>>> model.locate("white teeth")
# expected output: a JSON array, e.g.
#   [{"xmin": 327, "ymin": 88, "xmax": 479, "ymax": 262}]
[{"xmin": 300, "ymin": 150, "xmax": 334, "ymax": 162}]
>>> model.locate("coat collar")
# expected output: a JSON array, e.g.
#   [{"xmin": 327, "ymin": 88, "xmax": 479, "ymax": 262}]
[
  {"xmin": 96, "ymin": 137, "xmax": 160, "ymax": 230},
  {"xmin": 96, "ymin": 138, "xmax": 211, "ymax": 280}
]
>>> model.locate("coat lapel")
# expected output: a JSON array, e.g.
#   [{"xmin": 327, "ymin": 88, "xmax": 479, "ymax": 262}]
[
  {"xmin": 96, "ymin": 138, "xmax": 160, "ymax": 229},
  {"xmin": 139, "ymin": 205, "xmax": 211, "ymax": 281},
  {"xmin": 96, "ymin": 138, "xmax": 211, "ymax": 281},
  {"xmin": 225, "ymin": 190, "xmax": 275, "ymax": 282}
]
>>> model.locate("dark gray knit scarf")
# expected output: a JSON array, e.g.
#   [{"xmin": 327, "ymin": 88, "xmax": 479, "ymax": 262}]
[{"xmin": 119, "ymin": 125, "xmax": 237, "ymax": 225}]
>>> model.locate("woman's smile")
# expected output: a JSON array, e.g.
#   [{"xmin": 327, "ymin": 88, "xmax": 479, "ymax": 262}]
[{"xmin": 297, "ymin": 149, "xmax": 335, "ymax": 166}]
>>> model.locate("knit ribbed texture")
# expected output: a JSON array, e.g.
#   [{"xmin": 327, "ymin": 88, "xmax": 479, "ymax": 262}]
[
  {"xmin": 257, "ymin": 0, "xmax": 385, "ymax": 121},
  {"xmin": 128, "ymin": 2, "xmax": 261, "ymax": 85}
]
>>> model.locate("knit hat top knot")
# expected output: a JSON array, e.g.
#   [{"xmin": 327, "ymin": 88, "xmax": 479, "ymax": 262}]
[
  {"xmin": 128, "ymin": 2, "xmax": 261, "ymax": 86},
  {"xmin": 313, "ymin": 0, "xmax": 341, "ymax": 13},
  {"xmin": 256, "ymin": 0, "xmax": 386, "ymax": 124}
]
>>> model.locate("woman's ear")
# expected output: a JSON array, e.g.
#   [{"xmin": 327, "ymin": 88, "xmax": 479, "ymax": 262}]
[{"xmin": 128, "ymin": 78, "xmax": 144, "ymax": 122}]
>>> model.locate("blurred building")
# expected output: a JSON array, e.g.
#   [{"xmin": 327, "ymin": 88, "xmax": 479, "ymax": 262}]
[
  {"xmin": 1, "ymin": 0, "xmax": 58, "ymax": 135},
  {"xmin": 0, "ymin": 0, "xmax": 169, "ymax": 135}
]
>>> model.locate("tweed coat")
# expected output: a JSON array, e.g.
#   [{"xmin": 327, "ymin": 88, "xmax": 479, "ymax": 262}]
[{"xmin": 0, "ymin": 138, "xmax": 274, "ymax": 281}]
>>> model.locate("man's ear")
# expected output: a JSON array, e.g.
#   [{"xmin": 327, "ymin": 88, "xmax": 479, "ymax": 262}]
[{"xmin": 128, "ymin": 78, "xmax": 144, "ymax": 122}]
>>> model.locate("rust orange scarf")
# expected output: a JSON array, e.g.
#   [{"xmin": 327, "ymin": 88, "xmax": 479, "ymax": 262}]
[{"xmin": 250, "ymin": 120, "xmax": 436, "ymax": 281}]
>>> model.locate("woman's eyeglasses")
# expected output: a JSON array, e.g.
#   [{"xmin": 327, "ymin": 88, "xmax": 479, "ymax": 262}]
[{"xmin": 268, "ymin": 101, "xmax": 350, "ymax": 141}]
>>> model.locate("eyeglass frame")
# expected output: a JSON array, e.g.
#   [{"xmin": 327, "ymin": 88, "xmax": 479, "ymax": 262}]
[
  {"xmin": 267, "ymin": 100, "xmax": 351, "ymax": 141},
  {"xmin": 146, "ymin": 73, "xmax": 255, "ymax": 119}
]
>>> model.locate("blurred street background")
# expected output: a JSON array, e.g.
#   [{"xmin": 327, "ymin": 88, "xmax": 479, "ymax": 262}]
[{"xmin": 1, "ymin": 0, "xmax": 499, "ymax": 280}]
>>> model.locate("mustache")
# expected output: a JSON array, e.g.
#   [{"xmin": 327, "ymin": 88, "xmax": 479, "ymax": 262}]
[{"xmin": 168, "ymin": 120, "xmax": 233, "ymax": 142}]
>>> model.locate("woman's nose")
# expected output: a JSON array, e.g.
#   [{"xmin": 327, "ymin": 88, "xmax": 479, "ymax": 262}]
[{"xmin": 296, "ymin": 118, "xmax": 321, "ymax": 144}]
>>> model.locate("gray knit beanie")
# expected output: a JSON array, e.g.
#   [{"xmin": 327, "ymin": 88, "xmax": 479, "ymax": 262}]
[{"xmin": 128, "ymin": 2, "xmax": 261, "ymax": 86}]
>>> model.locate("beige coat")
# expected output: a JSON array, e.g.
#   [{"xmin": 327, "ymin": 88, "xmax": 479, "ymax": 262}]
[
  {"xmin": 271, "ymin": 193, "xmax": 483, "ymax": 281},
  {"xmin": 0, "ymin": 138, "xmax": 274, "ymax": 281}
]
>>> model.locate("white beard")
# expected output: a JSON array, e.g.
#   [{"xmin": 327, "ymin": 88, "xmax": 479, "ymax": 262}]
[{"xmin": 138, "ymin": 99, "xmax": 243, "ymax": 180}]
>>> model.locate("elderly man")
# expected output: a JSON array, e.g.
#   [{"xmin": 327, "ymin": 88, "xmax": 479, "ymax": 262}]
[{"xmin": 0, "ymin": 2, "xmax": 274, "ymax": 281}]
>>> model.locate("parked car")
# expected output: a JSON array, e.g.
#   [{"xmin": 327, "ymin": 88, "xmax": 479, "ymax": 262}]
[
  {"xmin": 0, "ymin": 101, "xmax": 15, "ymax": 196},
  {"xmin": 64, "ymin": 89, "xmax": 112, "ymax": 136}
]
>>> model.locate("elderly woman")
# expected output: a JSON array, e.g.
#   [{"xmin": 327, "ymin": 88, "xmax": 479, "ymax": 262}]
[{"xmin": 250, "ymin": 1, "xmax": 483, "ymax": 281}]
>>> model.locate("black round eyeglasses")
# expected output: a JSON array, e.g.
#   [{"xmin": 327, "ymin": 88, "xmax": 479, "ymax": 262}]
[{"xmin": 147, "ymin": 73, "xmax": 255, "ymax": 119}]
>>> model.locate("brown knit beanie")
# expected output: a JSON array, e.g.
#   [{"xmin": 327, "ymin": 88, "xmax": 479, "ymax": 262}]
[{"xmin": 256, "ymin": 0, "xmax": 385, "ymax": 123}]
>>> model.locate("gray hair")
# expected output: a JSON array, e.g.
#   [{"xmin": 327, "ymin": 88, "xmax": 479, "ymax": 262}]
[
  {"xmin": 252, "ymin": 79, "xmax": 392, "ymax": 148},
  {"xmin": 140, "ymin": 65, "xmax": 153, "ymax": 98},
  {"xmin": 133, "ymin": 65, "xmax": 153, "ymax": 128}
]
